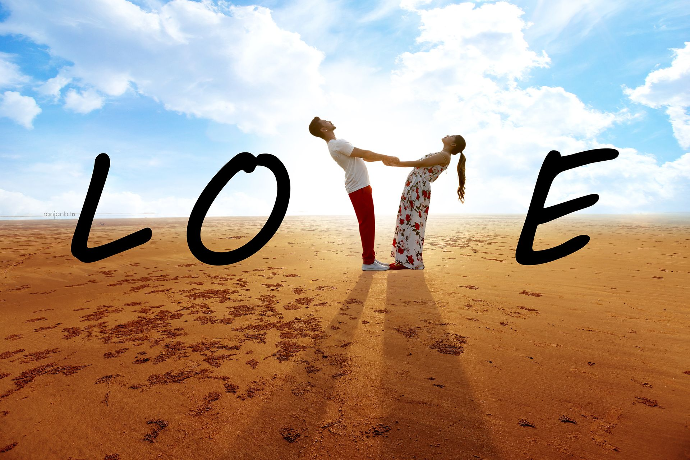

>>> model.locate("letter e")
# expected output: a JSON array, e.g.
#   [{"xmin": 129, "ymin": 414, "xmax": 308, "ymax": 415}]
[{"xmin": 516, "ymin": 148, "xmax": 618, "ymax": 265}]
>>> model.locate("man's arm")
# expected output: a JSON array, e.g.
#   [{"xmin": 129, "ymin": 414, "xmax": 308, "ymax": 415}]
[{"xmin": 350, "ymin": 147, "xmax": 397, "ymax": 163}]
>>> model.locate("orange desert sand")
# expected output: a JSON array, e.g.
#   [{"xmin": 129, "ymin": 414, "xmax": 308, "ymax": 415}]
[{"xmin": 0, "ymin": 215, "xmax": 688, "ymax": 460}]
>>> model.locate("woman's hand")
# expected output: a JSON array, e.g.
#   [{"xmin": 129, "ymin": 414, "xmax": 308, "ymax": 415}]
[{"xmin": 382, "ymin": 156, "xmax": 400, "ymax": 166}]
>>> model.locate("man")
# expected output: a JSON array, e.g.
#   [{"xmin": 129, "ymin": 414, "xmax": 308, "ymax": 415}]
[{"xmin": 309, "ymin": 117, "xmax": 397, "ymax": 271}]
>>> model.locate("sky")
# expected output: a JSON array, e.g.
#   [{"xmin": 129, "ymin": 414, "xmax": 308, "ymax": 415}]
[{"xmin": 0, "ymin": 0, "xmax": 688, "ymax": 219}]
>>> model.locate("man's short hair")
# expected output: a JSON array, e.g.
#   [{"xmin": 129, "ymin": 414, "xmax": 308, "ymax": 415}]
[{"xmin": 309, "ymin": 117, "xmax": 323, "ymax": 139}]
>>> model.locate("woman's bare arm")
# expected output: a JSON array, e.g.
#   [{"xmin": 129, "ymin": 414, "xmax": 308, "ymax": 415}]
[{"xmin": 390, "ymin": 152, "xmax": 451, "ymax": 168}]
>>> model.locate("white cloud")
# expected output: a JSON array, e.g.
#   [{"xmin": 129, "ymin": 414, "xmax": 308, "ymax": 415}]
[
  {"xmin": 360, "ymin": 0, "xmax": 404, "ymax": 22},
  {"xmin": 0, "ymin": 53, "xmax": 29, "ymax": 88},
  {"xmin": 64, "ymin": 88, "xmax": 104, "ymax": 114},
  {"xmin": 400, "ymin": 0, "xmax": 432, "ymax": 12},
  {"xmin": 625, "ymin": 42, "xmax": 690, "ymax": 108},
  {"xmin": 500, "ymin": 86, "xmax": 617, "ymax": 138},
  {"xmin": 0, "ymin": 188, "xmax": 46, "ymax": 217},
  {"xmin": 666, "ymin": 106, "xmax": 690, "ymax": 150},
  {"xmin": 0, "ymin": 91, "xmax": 41, "ymax": 128},
  {"xmin": 394, "ymin": 2, "xmax": 550, "ymax": 92},
  {"xmin": 36, "ymin": 69, "xmax": 72, "ymax": 101},
  {"xmin": 524, "ymin": 0, "xmax": 627, "ymax": 50},
  {"xmin": 626, "ymin": 42, "xmax": 690, "ymax": 149},
  {"xmin": 0, "ymin": 0, "xmax": 325, "ymax": 134},
  {"xmin": 271, "ymin": 0, "xmax": 345, "ymax": 52}
]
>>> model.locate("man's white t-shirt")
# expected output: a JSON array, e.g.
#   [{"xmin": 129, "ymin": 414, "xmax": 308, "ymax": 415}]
[{"xmin": 328, "ymin": 138, "xmax": 371, "ymax": 194}]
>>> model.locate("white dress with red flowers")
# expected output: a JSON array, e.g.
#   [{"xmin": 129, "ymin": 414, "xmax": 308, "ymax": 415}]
[{"xmin": 391, "ymin": 152, "xmax": 448, "ymax": 269}]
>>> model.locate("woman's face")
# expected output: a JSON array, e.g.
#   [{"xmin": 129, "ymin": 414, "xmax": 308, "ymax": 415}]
[{"xmin": 442, "ymin": 135, "xmax": 456, "ymax": 151}]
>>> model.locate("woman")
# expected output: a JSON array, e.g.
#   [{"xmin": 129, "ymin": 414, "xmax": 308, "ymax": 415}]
[{"xmin": 388, "ymin": 134, "xmax": 466, "ymax": 270}]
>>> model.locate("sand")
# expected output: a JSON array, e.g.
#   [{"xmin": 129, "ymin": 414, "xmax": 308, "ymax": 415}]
[{"xmin": 0, "ymin": 214, "xmax": 688, "ymax": 459}]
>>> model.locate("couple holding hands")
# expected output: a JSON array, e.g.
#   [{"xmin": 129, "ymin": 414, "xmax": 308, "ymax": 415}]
[{"xmin": 309, "ymin": 117, "xmax": 466, "ymax": 271}]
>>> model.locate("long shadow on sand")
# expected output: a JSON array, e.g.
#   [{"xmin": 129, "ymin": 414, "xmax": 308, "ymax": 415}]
[
  {"xmin": 227, "ymin": 272, "xmax": 375, "ymax": 458},
  {"xmin": 378, "ymin": 271, "xmax": 499, "ymax": 459}
]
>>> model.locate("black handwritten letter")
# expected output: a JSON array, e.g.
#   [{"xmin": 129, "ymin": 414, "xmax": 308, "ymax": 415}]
[
  {"xmin": 187, "ymin": 152, "xmax": 290, "ymax": 265},
  {"xmin": 71, "ymin": 153, "xmax": 152, "ymax": 263},
  {"xmin": 516, "ymin": 148, "xmax": 619, "ymax": 265}
]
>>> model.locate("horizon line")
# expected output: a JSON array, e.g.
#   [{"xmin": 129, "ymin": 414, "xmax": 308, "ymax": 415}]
[{"xmin": 1, "ymin": 212, "xmax": 690, "ymax": 223}]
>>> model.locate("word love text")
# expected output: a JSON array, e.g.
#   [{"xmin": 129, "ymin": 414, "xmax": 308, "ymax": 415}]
[{"xmin": 71, "ymin": 148, "xmax": 618, "ymax": 266}]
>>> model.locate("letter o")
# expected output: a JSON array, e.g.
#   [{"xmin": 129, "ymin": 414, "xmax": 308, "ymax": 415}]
[{"xmin": 187, "ymin": 152, "xmax": 290, "ymax": 265}]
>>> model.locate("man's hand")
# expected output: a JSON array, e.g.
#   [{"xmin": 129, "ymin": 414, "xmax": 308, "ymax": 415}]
[{"xmin": 382, "ymin": 156, "xmax": 400, "ymax": 166}]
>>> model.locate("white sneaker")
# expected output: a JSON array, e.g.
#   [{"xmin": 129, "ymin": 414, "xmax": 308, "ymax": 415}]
[
  {"xmin": 362, "ymin": 261, "xmax": 389, "ymax": 271},
  {"xmin": 374, "ymin": 259, "xmax": 390, "ymax": 269}
]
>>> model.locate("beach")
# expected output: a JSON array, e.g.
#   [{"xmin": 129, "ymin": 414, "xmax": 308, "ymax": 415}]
[{"xmin": 0, "ymin": 214, "xmax": 688, "ymax": 459}]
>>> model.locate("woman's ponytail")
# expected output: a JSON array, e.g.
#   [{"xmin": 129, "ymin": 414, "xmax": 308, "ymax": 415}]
[
  {"xmin": 457, "ymin": 152, "xmax": 466, "ymax": 203},
  {"xmin": 453, "ymin": 135, "xmax": 466, "ymax": 203}
]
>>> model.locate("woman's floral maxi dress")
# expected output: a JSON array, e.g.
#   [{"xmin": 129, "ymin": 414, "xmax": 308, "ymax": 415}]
[{"xmin": 391, "ymin": 152, "xmax": 448, "ymax": 269}]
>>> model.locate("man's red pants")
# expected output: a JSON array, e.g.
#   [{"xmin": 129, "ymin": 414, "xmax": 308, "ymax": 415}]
[{"xmin": 348, "ymin": 185, "xmax": 376, "ymax": 265}]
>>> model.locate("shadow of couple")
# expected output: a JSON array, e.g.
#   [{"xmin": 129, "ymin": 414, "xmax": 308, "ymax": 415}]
[{"xmin": 228, "ymin": 271, "xmax": 499, "ymax": 459}]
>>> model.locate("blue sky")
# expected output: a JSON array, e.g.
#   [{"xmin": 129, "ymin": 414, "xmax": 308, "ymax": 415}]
[{"xmin": 0, "ymin": 0, "xmax": 688, "ymax": 218}]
